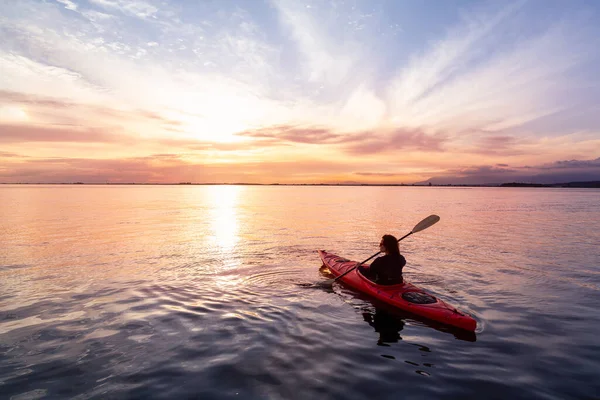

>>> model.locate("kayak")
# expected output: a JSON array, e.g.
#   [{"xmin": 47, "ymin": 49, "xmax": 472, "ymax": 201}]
[{"xmin": 318, "ymin": 250, "xmax": 477, "ymax": 332}]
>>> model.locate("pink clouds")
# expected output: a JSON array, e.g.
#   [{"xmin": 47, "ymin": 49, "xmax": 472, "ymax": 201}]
[
  {"xmin": 0, "ymin": 91, "xmax": 184, "ymax": 137},
  {"xmin": 0, "ymin": 155, "xmax": 344, "ymax": 184},
  {"xmin": 2, "ymin": 151, "xmax": 599, "ymax": 185},
  {"xmin": 0, "ymin": 124, "xmax": 126, "ymax": 144},
  {"xmin": 238, "ymin": 125, "xmax": 447, "ymax": 154}
]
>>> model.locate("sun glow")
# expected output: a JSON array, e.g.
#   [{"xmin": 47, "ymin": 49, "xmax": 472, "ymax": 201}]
[
  {"xmin": 164, "ymin": 110, "xmax": 249, "ymax": 143},
  {"xmin": 0, "ymin": 106, "xmax": 29, "ymax": 121},
  {"xmin": 188, "ymin": 119, "xmax": 247, "ymax": 143}
]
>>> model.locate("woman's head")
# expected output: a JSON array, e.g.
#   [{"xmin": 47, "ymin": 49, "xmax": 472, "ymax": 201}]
[{"xmin": 380, "ymin": 234, "xmax": 400, "ymax": 255}]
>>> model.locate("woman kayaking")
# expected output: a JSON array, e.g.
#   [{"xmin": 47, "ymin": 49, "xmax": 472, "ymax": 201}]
[{"xmin": 358, "ymin": 234, "xmax": 406, "ymax": 285}]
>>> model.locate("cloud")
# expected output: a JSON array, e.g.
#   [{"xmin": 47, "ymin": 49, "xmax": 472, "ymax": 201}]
[
  {"xmin": 0, "ymin": 151, "xmax": 25, "ymax": 158},
  {"xmin": 539, "ymin": 157, "xmax": 600, "ymax": 170},
  {"xmin": 0, "ymin": 91, "xmax": 184, "ymax": 136},
  {"xmin": 354, "ymin": 172, "xmax": 404, "ymax": 177},
  {"xmin": 89, "ymin": 0, "xmax": 158, "ymax": 19},
  {"xmin": 2, "ymin": 150, "xmax": 598, "ymax": 185},
  {"xmin": 386, "ymin": 2, "xmax": 599, "ymax": 137},
  {"xmin": 0, "ymin": 52, "xmax": 109, "ymax": 104},
  {"xmin": 238, "ymin": 125, "xmax": 446, "ymax": 154},
  {"xmin": 454, "ymin": 165, "xmax": 519, "ymax": 176},
  {"xmin": 0, "ymin": 154, "xmax": 359, "ymax": 184},
  {"xmin": 239, "ymin": 125, "xmax": 346, "ymax": 144},
  {"xmin": 156, "ymin": 137, "xmax": 280, "ymax": 152},
  {"xmin": 56, "ymin": 0, "xmax": 78, "ymax": 11},
  {"xmin": 388, "ymin": 2, "xmax": 526, "ymax": 117},
  {"xmin": 347, "ymin": 127, "xmax": 446, "ymax": 155},
  {"xmin": 0, "ymin": 124, "xmax": 127, "ymax": 144},
  {"xmin": 461, "ymin": 134, "xmax": 530, "ymax": 156},
  {"xmin": 0, "ymin": 1, "xmax": 284, "ymax": 134},
  {"xmin": 420, "ymin": 157, "xmax": 600, "ymax": 185},
  {"xmin": 271, "ymin": 0, "xmax": 363, "ymax": 86},
  {"xmin": 0, "ymin": 154, "xmax": 193, "ymax": 183}
]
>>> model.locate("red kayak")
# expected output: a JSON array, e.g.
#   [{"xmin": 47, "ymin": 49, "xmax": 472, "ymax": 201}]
[{"xmin": 318, "ymin": 250, "xmax": 477, "ymax": 332}]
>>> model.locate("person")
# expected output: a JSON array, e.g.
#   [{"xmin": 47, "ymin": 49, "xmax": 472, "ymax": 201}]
[{"xmin": 358, "ymin": 234, "xmax": 406, "ymax": 285}]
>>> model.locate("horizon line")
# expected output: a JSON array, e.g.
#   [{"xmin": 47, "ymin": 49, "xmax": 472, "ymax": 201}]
[{"xmin": 2, "ymin": 181, "xmax": 599, "ymax": 187}]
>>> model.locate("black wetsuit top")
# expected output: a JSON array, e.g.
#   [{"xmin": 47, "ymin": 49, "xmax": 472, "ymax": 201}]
[{"xmin": 359, "ymin": 253, "xmax": 406, "ymax": 285}]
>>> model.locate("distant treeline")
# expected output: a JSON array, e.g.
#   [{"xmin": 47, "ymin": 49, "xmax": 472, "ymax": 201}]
[{"xmin": 500, "ymin": 181, "xmax": 600, "ymax": 188}]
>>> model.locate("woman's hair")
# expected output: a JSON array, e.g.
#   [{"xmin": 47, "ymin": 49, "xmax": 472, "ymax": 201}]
[{"xmin": 381, "ymin": 234, "xmax": 400, "ymax": 255}]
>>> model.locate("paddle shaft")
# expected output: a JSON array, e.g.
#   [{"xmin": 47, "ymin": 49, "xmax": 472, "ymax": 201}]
[{"xmin": 330, "ymin": 231, "xmax": 414, "ymax": 283}]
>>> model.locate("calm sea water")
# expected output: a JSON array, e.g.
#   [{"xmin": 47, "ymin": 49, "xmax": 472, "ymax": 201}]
[{"xmin": 1, "ymin": 185, "xmax": 599, "ymax": 399}]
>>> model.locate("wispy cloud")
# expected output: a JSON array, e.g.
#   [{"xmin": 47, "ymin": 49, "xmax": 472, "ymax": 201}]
[
  {"xmin": 386, "ymin": 2, "xmax": 598, "ymax": 137},
  {"xmin": 0, "ymin": 124, "xmax": 127, "ymax": 144},
  {"xmin": 89, "ymin": 0, "xmax": 158, "ymax": 19},
  {"xmin": 271, "ymin": 0, "xmax": 363, "ymax": 87},
  {"xmin": 238, "ymin": 125, "xmax": 446, "ymax": 154},
  {"xmin": 0, "ymin": 151, "xmax": 25, "ymax": 158},
  {"xmin": 0, "ymin": 154, "xmax": 362, "ymax": 184},
  {"xmin": 56, "ymin": 0, "xmax": 78, "ymax": 11}
]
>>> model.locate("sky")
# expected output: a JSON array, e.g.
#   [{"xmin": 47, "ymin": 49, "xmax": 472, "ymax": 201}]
[{"xmin": 1, "ymin": 0, "xmax": 599, "ymax": 184}]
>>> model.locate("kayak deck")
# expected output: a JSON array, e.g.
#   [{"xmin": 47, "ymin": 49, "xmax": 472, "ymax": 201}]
[{"xmin": 318, "ymin": 250, "xmax": 477, "ymax": 332}]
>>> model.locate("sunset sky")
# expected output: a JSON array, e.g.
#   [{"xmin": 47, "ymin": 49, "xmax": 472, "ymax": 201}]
[{"xmin": 1, "ymin": 0, "xmax": 599, "ymax": 184}]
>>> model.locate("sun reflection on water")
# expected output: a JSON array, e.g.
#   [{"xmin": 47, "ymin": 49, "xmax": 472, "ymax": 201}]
[{"xmin": 207, "ymin": 185, "xmax": 242, "ymax": 255}]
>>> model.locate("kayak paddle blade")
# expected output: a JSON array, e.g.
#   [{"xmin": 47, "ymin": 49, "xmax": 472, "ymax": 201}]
[{"xmin": 411, "ymin": 215, "xmax": 440, "ymax": 233}]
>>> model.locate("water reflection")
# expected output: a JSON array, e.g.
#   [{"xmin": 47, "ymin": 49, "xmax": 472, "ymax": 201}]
[{"xmin": 362, "ymin": 308, "xmax": 405, "ymax": 346}]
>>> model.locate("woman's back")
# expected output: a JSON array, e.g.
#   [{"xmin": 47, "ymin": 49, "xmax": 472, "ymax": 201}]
[{"xmin": 368, "ymin": 253, "xmax": 406, "ymax": 285}]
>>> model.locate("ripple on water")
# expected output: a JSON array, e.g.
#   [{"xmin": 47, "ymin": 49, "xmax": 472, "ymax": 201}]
[{"xmin": 1, "ymin": 262, "xmax": 486, "ymax": 397}]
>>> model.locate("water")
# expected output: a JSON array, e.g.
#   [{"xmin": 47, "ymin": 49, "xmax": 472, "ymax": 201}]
[{"xmin": 1, "ymin": 185, "xmax": 599, "ymax": 399}]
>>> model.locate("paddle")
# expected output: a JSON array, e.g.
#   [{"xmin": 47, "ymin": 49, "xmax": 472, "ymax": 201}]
[{"xmin": 320, "ymin": 215, "xmax": 440, "ymax": 287}]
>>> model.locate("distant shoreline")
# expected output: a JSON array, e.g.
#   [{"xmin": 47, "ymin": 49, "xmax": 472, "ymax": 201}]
[{"xmin": 1, "ymin": 181, "xmax": 599, "ymax": 188}]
